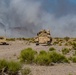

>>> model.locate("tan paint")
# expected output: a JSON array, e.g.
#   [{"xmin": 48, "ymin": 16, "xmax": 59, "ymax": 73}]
[
  {"xmin": 0, "ymin": 37, "xmax": 7, "ymax": 44},
  {"xmin": 34, "ymin": 30, "xmax": 52, "ymax": 44}
]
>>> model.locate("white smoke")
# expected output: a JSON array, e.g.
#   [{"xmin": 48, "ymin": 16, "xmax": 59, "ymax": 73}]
[
  {"xmin": 42, "ymin": 14, "xmax": 76, "ymax": 37},
  {"xmin": 0, "ymin": 0, "xmax": 76, "ymax": 37}
]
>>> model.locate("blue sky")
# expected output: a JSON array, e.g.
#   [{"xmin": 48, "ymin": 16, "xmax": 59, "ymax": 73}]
[
  {"xmin": 41, "ymin": 0, "xmax": 76, "ymax": 16},
  {"xmin": 3, "ymin": 0, "xmax": 76, "ymax": 15},
  {"xmin": 69, "ymin": 0, "xmax": 76, "ymax": 3},
  {"xmin": 5, "ymin": 0, "xmax": 76, "ymax": 14},
  {"xmin": 3, "ymin": 0, "xmax": 76, "ymax": 17}
]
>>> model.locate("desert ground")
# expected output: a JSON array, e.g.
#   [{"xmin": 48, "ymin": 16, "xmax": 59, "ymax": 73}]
[{"xmin": 0, "ymin": 38, "xmax": 76, "ymax": 75}]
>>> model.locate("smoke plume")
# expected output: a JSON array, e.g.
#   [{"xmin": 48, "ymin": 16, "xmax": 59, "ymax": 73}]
[{"xmin": 0, "ymin": 0, "xmax": 76, "ymax": 37}]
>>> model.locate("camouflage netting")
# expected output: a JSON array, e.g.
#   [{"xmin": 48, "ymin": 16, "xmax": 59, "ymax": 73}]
[{"xmin": 37, "ymin": 30, "xmax": 50, "ymax": 37}]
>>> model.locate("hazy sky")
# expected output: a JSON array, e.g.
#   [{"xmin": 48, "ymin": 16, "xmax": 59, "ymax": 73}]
[{"xmin": 0, "ymin": 0, "xmax": 76, "ymax": 37}]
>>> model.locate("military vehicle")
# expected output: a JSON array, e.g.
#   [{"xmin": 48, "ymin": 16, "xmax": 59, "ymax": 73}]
[
  {"xmin": 34, "ymin": 29, "xmax": 52, "ymax": 45},
  {"xmin": 0, "ymin": 36, "xmax": 7, "ymax": 45}
]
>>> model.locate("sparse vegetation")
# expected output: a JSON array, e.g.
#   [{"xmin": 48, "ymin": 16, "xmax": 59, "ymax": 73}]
[
  {"xmin": 17, "ymin": 38, "xmax": 35, "ymax": 43},
  {"xmin": 62, "ymin": 48, "xmax": 70, "ymax": 55},
  {"xmin": 34, "ymin": 52, "xmax": 51, "ymax": 65},
  {"xmin": 68, "ymin": 73, "xmax": 72, "ymax": 75},
  {"xmin": 73, "ymin": 38, "xmax": 76, "ymax": 41},
  {"xmin": 6, "ymin": 38, "xmax": 15, "ymax": 41},
  {"xmin": 68, "ymin": 41, "xmax": 73, "ymax": 46},
  {"xmin": 1, "ymin": 37, "xmax": 76, "ymax": 75},
  {"xmin": 64, "ymin": 43, "xmax": 69, "ymax": 46},
  {"xmin": 20, "ymin": 48, "xmax": 69, "ymax": 66},
  {"xmin": 21, "ymin": 67, "xmax": 32, "ymax": 75},
  {"xmin": 0, "ymin": 59, "xmax": 8, "ymax": 74},
  {"xmin": 73, "ymin": 51, "xmax": 76, "ymax": 56},
  {"xmin": 69, "ymin": 56, "xmax": 76, "ymax": 63},
  {"xmin": 54, "ymin": 37, "xmax": 60, "ymax": 40},
  {"xmin": 0, "ymin": 59, "xmax": 32, "ymax": 75},
  {"xmin": 72, "ymin": 57, "xmax": 76, "ymax": 63},
  {"xmin": 7, "ymin": 61, "xmax": 21, "ymax": 75},
  {"xmin": 0, "ymin": 59, "xmax": 22, "ymax": 75},
  {"xmin": 48, "ymin": 51, "xmax": 69, "ymax": 63},
  {"xmin": 40, "ymin": 50, "xmax": 47, "ymax": 55},
  {"xmin": 64, "ymin": 37, "xmax": 70, "ymax": 41},
  {"xmin": 59, "ymin": 43, "xmax": 62, "ymax": 46},
  {"xmin": 6, "ymin": 37, "xmax": 35, "ymax": 43},
  {"xmin": 20, "ymin": 48, "xmax": 37, "ymax": 63},
  {"xmin": 35, "ymin": 51, "xmax": 69, "ymax": 65},
  {"xmin": 49, "ymin": 47, "xmax": 56, "ymax": 51},
  {"xmin": 72, "ymin": 42, "xmax": 76, "ymax": 50},
  {"xmin": 53, "ymin": 41, "xmax": 59, "ymax": 45}
]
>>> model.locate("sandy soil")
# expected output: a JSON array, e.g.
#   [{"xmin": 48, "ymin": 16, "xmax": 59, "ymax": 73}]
[
  {"xmin": 25, "ymin": 64, "xmax": 76, "ymax": 75},
  {"xmin": 0, "ymin": 40, "xmax": 76, "ymax": 75}
]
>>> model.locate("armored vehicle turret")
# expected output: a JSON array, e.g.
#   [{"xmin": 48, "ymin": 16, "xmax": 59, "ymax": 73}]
[{"xmin": 34, "ymin": 29, "xmax": 52, "ymax": 45}]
